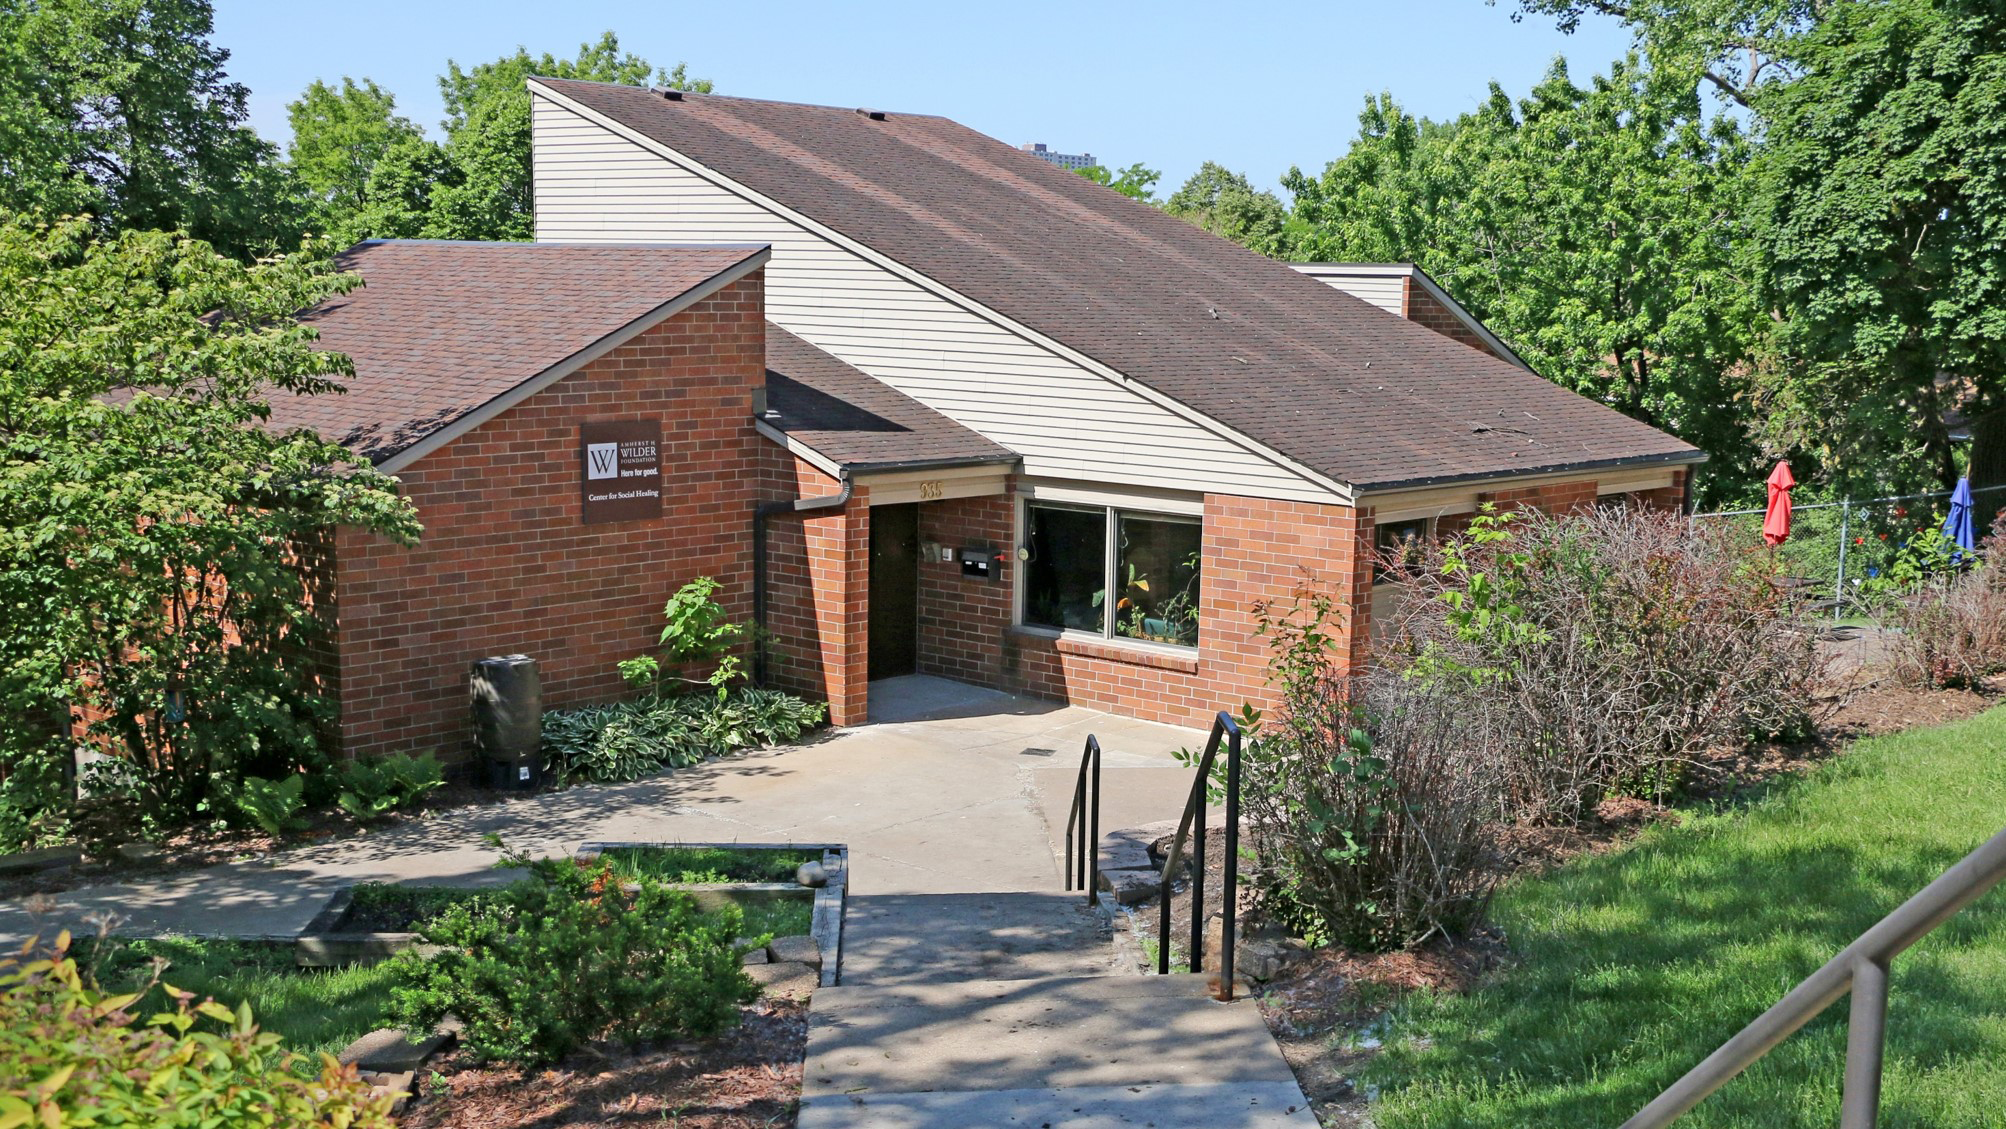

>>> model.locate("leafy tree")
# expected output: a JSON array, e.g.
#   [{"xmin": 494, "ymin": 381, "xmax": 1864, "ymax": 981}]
[
  {"xmin": 0, "ymin": 214, "xmax": 420, "ymax": 839},
  {"xmin": 286, "ymin": 78, "xmax": 425, "ymax": 245},
  {"xmin": 1164, "ymin": 162, "xmax": 1291, "ymax": 254},
  {"xmin": 1752, "ymin": 0, "xmax": 2006, "ymax": 492},
  {"xmin": 0, "ymin": 0, "xmax": 304, "ymax": 258},
  {"xmin": 1075, "ymin": 161, "xmax": 1163, "ymax": 203},
  {"xmin": 1286, "ymin": 62, "xmax": 1766, "ymax": 500},
  {"xmin": 291, "ymin": 33, "xmax": 708, "ymax": 244},
  {"xmin": 1501, "ymin": 0, "xmax": 1820, "ymax": 107}
]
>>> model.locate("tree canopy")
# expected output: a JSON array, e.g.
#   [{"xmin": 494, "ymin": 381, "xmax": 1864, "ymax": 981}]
[
  {"xmin": 1075, "ymin": 161, "xmax": 1163, "ymax": 202},
  {"xmin": 1164, "ymin": 162, "xmax": 1290, "ymax": 255},
  {"xmin": 1283, "ymin": 62, "xmax": 1766, "ymax": 500},
  {"xmin": 289, "ymin": 32, "xmax": 710, "ymax": 243},
  {"xmin": 0, "ymin": 0, "xmax": 303, "ymax": 258},
  {"xmin": 0, "ymin": 215, "xmax": 419, "ymax": 838}
]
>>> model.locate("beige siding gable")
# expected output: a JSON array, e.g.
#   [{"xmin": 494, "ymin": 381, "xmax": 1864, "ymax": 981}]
[{"xmin": 531, "ymin": 89, "xmax": 1347, "ymax": 504}]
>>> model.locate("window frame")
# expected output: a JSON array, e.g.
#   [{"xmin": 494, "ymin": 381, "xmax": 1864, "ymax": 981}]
[
  {"xmin": 1017, "ymin": 498, "xmax": 1203, "ymax": 653},
  {"xmin": 1373, "ymin": 515, "xmax": 1436, "ymax": 584}
]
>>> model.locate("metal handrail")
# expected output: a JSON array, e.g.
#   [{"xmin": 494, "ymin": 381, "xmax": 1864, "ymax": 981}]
[
  {"xmin": 1156, "ymin": 711, "xmax": 1243, "ymax": 1000},
  {"xmin": 1062, "ymin": 734, "xmax": 1102, "ymax": 904},
  {"xmin": 1624, "ymin": 823, "xmax": 2006, "ymax": 1128}
]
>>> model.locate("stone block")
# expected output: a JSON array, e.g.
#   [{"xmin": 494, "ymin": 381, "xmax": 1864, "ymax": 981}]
[
  {"xmin": 742, "ymin": 947, "xmax": 770, "ymax": 965},
  {"xmin": 1098, "ymin": 866, "xmax": 1162, "ymax": 906},
  {"xmin": 745, "ymin": 960, "xmax": 818, "ymax": 999},
  {"xmin": 0, "ymin": 845, "xmax": 81, "ymax": 876},
  {"xmin": 364, "ymin": 1070, "xmax": 416, "ymax": 1116},
  {"xmin": 338, "ymin": 1029, "xmax": 449, "ymax": 1072},
  {"xmin": 766, "ymin": 934, "xmax": 821, "ymax": 969},
  {"xmin": 113, "ymin": 843, "xmax": 163, "ymax": 864}
]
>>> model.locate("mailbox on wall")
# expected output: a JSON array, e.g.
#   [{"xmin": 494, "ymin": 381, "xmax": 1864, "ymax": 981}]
[{"xmin": 958, "ymin": 546, "xmax": 1003, "ymax": 581}]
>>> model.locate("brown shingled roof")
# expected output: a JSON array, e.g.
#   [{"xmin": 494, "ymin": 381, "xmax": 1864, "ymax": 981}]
[
  {"xmin": 764, "ymin": 324, "xmax": 1016, "ymax": 471},
  {"xmin": 535, "ymin": 79, "xmax": 1703, "ymax": 491},
  {"xmin": 277, "ymin": 240, "xmax": 767, "ymax": 466}
]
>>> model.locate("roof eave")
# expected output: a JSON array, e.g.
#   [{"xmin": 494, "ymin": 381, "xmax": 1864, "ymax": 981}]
[{"xmin": 1354, "ymin": 448, "xmax": 1710, "ymax": 495}]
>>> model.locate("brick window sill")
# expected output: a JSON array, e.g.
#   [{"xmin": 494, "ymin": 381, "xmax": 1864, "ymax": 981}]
[{"xmin": 1007, "ymin": 627, "xmax": 1200, "ymax": 674}]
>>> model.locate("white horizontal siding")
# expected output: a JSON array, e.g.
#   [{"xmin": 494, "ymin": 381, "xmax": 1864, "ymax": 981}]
[
  {"xmin": 532, "ymin": 94, "xmax": 1341, "ymax": 503},
  {"xmin": 1290, "ymin": 267, "xmax": 1408, "ymax": 316}
]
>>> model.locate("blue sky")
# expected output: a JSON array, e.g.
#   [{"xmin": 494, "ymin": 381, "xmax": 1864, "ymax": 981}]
[{"xmin": 213, "ymin": 0, "xmax": 1633, "ymax": 195}]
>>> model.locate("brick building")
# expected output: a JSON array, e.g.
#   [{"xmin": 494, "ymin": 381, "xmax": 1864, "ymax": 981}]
[{"xmin": 279, "ymin": 86, "xmax": 1705, "ymax": 760}]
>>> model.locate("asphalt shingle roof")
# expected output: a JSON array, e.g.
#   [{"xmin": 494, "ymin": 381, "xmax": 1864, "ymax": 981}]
[
  {"xmin": 277, "ymin": 240, "xmax": 765, "ymax": 464},
  {"xmin": 764, "ymin": 324, "xmax": 1016, "ymax": 471},
  {"xmin": 537, "ymin": 79, "xmax": 1703, "ymax": 491}
]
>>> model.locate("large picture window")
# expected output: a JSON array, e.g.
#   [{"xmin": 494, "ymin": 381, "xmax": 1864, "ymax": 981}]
[{"xmin": 1023, "ymin": 502, "xmax": 1202, "ymax": 648}]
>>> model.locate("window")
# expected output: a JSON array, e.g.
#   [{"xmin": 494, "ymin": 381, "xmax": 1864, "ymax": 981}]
[
  {"xmin": 1024, "ymin": 505, "xmax": 1106, "ymax": 632},
  {"xmin": 1374, "ymin": 517, "xmax": 1433, "ymax": 582},
  {"xmin": 1114, "ymin": 513, "xmax": 1201, "ymax": 646},
  {"xmin": 1023, "ymin": 502, "xmax": 1202, "ymax": 648}
]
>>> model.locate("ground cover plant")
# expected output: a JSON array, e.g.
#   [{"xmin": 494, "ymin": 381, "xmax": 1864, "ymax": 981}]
[
  {"xmin": 595, "ymin": 844, "xmax": 819, "ymax": 884},
  {"xmin": 1366, "ymin": 704, "xmax": 2006, "ymax": 1128},
  {"xmin": 78, "ymin": 936, "xmax": 401, "ymax": 1064},
  {"xmin": 2, "ymin": 933, "xmax": 396, "ymax": 1126},
  {"xmin": 389, "ymin": 840, "xmax": 754, "ymax": 1067}
]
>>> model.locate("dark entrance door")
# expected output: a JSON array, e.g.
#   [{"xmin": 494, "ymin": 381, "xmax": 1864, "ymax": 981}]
[{"xmin": 868, "ymin": 503, "xmax": 919, "ymax": 680}]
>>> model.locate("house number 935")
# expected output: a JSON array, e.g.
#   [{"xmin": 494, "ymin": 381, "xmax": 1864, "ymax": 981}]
[{"xmin": 918, "ymin": 480, "xmax": 944, "ymax": 500}]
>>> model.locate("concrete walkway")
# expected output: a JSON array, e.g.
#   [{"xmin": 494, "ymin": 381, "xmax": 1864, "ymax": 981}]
[
  {"xmin": 1, "ymin": 675, "xmax": 1316, "ymax": 1127},
  {"xmin": 0, "ymin": 676, "xmax": 1196, "ymax": 941}
]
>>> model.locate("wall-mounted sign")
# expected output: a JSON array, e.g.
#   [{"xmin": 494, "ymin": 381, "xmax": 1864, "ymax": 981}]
[{"xmin": 580, "ymin": 420, "xmax": 662, "ymax": 525}]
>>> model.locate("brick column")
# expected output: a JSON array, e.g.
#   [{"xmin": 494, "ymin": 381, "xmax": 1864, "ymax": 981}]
[{"xmin": 801, "ymin": 484, "xmax": 871, "ymax": 726}]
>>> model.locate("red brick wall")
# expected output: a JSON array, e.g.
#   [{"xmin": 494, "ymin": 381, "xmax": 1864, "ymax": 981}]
[
  {"xmin": 1404, "ymin": 278, "xmax": 1510, "ymax": 362},
  {"xmin": 759, "ymin": 454, "xmax": 871, "ymax": 727},
  {"xmin": 330, "ymin": 273, "xmax": 767, "ymax": 759},
  {"xmin": 916, "ymin": 493, "xmax": 1015, "ymax": 687},
  {"xmin": 997, "ymin": 490, "xmax": 1372, "ymax": 730}
]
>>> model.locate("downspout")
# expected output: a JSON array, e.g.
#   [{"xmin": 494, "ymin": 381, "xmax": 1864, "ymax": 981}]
[{"xmin": 752, "ymin": 470, "xmax": 853, "ymax": 686}]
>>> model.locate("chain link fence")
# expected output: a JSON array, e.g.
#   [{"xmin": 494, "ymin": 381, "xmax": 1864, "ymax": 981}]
[{"xmin": 1691, "ymin": 484, "xmax": 2006, "ymax": 619}]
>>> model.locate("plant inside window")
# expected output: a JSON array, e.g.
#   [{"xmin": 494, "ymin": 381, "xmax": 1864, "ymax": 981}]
[
  {"xmin": 1105, "ymin": 514, "xmax": 1201, "ymax": 646},
  {"xmin": 1375, "ymin": 517, "xmax": 1433, "ymax": 582}
]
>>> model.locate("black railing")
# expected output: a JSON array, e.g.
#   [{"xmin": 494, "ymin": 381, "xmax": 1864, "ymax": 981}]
[
  {"xmin": 1624, "ymin": 822, "xmax": 2006, "ymax": 1128},
  {"xmin": 1062, "ymin": 734, "xmax": 1102, "ymax": 905},
  {"xmin": 1156, "ymin": 711, "xmax": 1243, "ymax": 1000}
]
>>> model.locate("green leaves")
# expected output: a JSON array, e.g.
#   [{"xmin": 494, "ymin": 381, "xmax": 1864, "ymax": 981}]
[
  {"xmin": 0, "ymin": 216, "xmax": 419, "ymax": 840},
  {"xmin": 289, "ymin": 32, "xmax": 710, "ymax": 244},
  {"xmin": 232, "ymin": 775, "xmax": 306, "ymax": 837},
  {"xmin": 386, "ymin": 847, "xmax": 753, "ymax": 1067}
]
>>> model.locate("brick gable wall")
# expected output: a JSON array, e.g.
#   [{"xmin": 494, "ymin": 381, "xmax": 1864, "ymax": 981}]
[{"xmin": 329, "ymin": 273, "xmax": 767, "ymax": 759}]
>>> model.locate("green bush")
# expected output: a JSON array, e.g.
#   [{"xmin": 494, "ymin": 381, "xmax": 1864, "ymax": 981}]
[
  {"xmin": 336, "ymin": 752, "xmax": 443, "ymax": 822},
  {"xmin": 0, "ymin": 933, "xmax": 395, "ymax": 1128},
  {"xmin": 233, "ymin": 774, "xmax": 307, "ymax": 836},
  {"xmin": 618, "ymin": 577, "xmax": 747, "ymax": 699},
  {"xmin": 541, "ymin": 688, "xmax": 826, "ymax": 785},
  {"xmin": 387, "ymin": 841, "xmax": 753, "ymax": 1066}
]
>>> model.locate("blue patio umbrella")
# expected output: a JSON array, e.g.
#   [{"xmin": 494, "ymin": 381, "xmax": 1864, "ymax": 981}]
[{"xmin": 1943, "ymin": 477, "xmax": 1978, "ymax": 559}]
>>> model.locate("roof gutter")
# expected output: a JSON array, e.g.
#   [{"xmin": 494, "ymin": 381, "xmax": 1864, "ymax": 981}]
[
  {"xmin": 751, "ymin": 470, "xmax": 853, "ymax": 686},
  {"xmin": 1355, "ymin": 448, "xmax": 1709, "ymax": 496}
]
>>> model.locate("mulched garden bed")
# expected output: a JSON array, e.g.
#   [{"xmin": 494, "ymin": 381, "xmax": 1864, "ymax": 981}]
[{"xmin": 401, "ymin": 997, "xmax": 808, "ymax": 1129}]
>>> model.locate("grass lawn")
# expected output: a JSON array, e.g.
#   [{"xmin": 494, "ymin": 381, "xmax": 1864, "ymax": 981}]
[
  {"xmin": 1369, "ymin": 704, "xmax": 2006, "ymax": 1128},
  {"xmin": 81, "ymin": 938, "xmax": 397, "ymax": 1063},
  {"xmin": 594, "ymin": 844, "xmax": 820, "ymax": 883}
]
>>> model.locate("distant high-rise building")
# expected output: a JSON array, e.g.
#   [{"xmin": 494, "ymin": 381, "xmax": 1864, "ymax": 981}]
[{"xmin": 1020, "ymin": 142, "xmax": 1097, "ymax": 171}]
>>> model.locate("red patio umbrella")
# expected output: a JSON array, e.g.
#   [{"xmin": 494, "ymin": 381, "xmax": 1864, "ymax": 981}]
[{"xmin": 1762, "ymin": 461, "xmax": 1796, "ymax": 547}]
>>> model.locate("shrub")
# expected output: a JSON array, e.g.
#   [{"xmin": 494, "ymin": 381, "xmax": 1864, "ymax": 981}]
[
  {"xmin": 336, "ymin": 751, "xmax": 444, "ymax": 822},
  {"xmin": 1377, "ymin": 506, "xmax": 1820, "ymax": 819},
  {"xmin": 1891, "ymin": 568, "xmax": 2006, "ymax": 689},
  {"xmin": 541, "ymin": 688, "xmax": 826, "ymax": 785},
  {"xmin": 387, "ymin": 841, "xmax": 753, "ymax": 1066},
  {"xmin": 618, "ymin": 577, "xmax": 747, "ymax": 699},
  {"xmin": 0, "ymin": 932, "xmax": 395, "ymax": 1128},
  {"xmin": 1239, "ymin": 589, "xmax": 1512, "ymax": 950},
  {"xmin": 233, "ymin": 774, "xmax": 308, "ymax": 836}
]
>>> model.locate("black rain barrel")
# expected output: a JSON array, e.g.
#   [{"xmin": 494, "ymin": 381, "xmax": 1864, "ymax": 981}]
[{"xmin": 470, "ymin": 655, "xmax": 542, "ymax": 790}]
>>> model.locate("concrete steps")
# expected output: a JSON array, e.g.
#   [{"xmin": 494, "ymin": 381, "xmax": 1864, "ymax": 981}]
[
  {"xmin": 798, "ymin": 973, "xmax": 1317, "ymax": 1128},
  {"xmin": 838, "ymin": 892, "xmax": 1118, "ymax": 985}
]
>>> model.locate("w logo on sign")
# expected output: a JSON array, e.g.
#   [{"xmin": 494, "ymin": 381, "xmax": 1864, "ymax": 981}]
[{"xmin": 586, "ymin": 442, "xmax": 620, "ymax": 480}]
